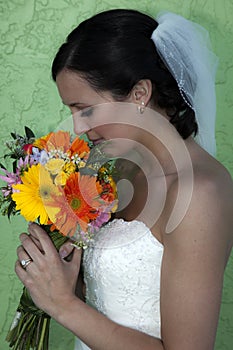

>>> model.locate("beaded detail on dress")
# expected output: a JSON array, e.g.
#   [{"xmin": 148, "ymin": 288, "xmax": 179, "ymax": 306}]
[{"xmin": 74, "ymin": 219, "xmax": 164, "ymax": 349}]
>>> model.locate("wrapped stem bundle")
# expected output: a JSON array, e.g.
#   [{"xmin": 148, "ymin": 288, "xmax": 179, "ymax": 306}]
[{"xmin": 6, "ymin": 229, "xmax": 68, "ymax": 350}]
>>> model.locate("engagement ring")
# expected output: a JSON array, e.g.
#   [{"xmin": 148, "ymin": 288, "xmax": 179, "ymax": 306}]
[{"xmin": 20, "ymin": 258, "xmax": 32, "ymax": 269}]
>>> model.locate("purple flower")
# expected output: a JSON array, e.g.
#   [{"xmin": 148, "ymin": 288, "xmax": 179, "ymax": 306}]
[
  {"xmin": 30, "ymin": 147, "xmax": 48, "ymax": 165},
  {"xmin": 39, "ymin": 150, "xmax": 49, "ymax": 165},
  {"xmin": 91, "ymin": 212, "xmax": 110, "ymax": 229}
]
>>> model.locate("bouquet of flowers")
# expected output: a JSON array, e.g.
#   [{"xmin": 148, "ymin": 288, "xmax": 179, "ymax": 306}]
[{"xmin": 0, "ymin": 126, "xmax": 118, "ymax": 349}]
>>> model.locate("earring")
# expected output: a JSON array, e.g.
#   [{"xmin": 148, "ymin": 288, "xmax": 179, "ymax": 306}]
[{"xmin": 138, "ymin": 101, "xmax": 145, "ymax": 114}]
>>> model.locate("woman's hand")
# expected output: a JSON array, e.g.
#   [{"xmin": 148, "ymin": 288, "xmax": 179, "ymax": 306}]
[{"xmin": 15, "ymin": 223, "xmax": 82, "ymax": 318}]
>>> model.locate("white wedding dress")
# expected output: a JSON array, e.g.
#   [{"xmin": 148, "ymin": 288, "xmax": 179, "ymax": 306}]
[{"xmin": 74, "ymin": 219, "xmax": 164, "ymax": 349}]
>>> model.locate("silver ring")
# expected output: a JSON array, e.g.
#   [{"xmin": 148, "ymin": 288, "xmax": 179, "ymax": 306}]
[{"xmin": 20, "ymin": 258, "xmax": 32, "ymax": 269}]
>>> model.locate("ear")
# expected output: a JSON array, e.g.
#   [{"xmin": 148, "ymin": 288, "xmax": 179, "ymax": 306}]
[{"xmin": 128, "ymin": 79, "xmax": 153, "ymax": 106}]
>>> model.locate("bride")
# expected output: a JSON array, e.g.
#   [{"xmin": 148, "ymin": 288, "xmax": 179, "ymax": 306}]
[{"xmin": 15, "ymin": 9, "xmax": 233, "ymax": 350}]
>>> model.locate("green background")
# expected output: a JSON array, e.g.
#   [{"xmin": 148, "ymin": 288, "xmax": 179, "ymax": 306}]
[{"xmin": 0, "ymin": 0, "xmax": 232, "ymax": 349}]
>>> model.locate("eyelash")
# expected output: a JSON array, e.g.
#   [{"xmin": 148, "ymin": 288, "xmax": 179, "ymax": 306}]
[{"xmin": 80, "ymin": 107, "xmax": 93, "ymax": 117}]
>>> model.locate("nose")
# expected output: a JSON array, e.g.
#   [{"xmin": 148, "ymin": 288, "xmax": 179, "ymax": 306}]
[{"xmin": 72, "ymin": 113, "xmax": 91, "ymax": 136}]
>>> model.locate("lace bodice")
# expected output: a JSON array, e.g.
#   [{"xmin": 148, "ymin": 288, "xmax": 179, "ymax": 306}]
[{"xmin": 74, "ymin": 219, "xmax": 164, "ymax": 349}]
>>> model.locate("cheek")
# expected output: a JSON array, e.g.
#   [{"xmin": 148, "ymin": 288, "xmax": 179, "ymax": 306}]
[
  {"xmin": 94, "ymin": 126, "xmax": 137, "ymax": 158},
  {"xmin": 93, "ymin": 125, "xmax": 132, "ymax": 139},
  {"xmin": 91, "ymin": 124, "xmax": 113, "ymax": 138}
]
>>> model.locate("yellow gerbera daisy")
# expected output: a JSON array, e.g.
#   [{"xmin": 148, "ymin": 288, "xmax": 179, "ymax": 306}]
[{"xmin": 12, "ymin": 163, "xmax": 60, "ymax": 224}]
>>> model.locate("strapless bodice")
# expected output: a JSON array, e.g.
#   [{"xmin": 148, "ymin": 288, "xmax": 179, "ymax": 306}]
[{"xmin": 74, "ymin": 219, "xmax": 164, "ymax": 349}]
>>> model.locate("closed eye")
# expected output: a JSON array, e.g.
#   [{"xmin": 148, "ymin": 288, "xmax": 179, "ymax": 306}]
[
  {"xmin": 80, "ymin": 107, "xmax": 94, "ymax": 117},
  {"xmin": 62, "ymin": 101, "xmax": 93, "ymax": 117}
]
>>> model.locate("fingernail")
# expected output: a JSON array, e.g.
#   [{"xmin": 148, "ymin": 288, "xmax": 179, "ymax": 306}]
[
  {"xmin": 59, "ymin": 248, "xmax": 67, "ymax": 259},
  {"xmin": 28, "ymin": 221, "xmax": 36, "ymax": 228}
]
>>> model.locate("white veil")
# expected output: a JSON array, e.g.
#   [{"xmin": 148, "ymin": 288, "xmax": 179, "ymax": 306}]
[{"xmin": 151, "ymin": 12, "xmax": 219, "ymax": 156}]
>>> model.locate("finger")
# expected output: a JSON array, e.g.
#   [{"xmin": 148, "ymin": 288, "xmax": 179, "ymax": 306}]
[
  {"xmin": 28, "ymin": 227, "xmax": 43, "ymax": 252},
  {"xmin": 15, "ymin": 260, "xmax": 27, "ymax": 281},
  {"xmin": 59, "ymin": 240, "xmax": 74, "ymax": 259},
  {"xmin": 20, "ymin": 233, "xmax": 44, "ymax": 263},
  {"xmin": 69, "ymin": 245, "xmax": 82, "ymax": 267},
  {"xmin": 16, "ymin": 245, "xmax": 33, "ymax": 269},
  {"xmin": 28, "ymin": 223, "xmax": 57, "ymax": 257},
  {"xmin": 17, "ymin": 245, "xmax": 31, "ymax": 261},
  {"xmin": 63, "ymin": 247, "xmax": 82, "ymax": 284},
  {"xmin": 17, "ymin": 243, "xmax": 34, "ymax": 273},
  {"xmin": 19, "ymin": 231, "xmax": 42, "ymax": 251}
]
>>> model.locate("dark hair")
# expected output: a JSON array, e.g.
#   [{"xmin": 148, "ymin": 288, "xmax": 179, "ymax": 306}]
[{"xmin": 52, "ymin": 9, "xmax": 197, "ymax": 139}]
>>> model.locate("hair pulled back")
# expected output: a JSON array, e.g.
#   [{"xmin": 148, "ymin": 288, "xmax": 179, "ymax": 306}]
[{"xmin": 52, "ymin": 9, "xmax": 197, "ymax": 139}]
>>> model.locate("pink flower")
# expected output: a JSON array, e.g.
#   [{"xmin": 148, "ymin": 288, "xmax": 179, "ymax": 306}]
[
  {"xmin": 0, "ymin": 168, "xmax": 22, "ymax": 196},
  {"xmin": 17, "ymin": 155, "xmax": 34, "ymax": 170},
  {"xmin": 0, "ymin": 156, "xmax": 36, "ymax": 197}
]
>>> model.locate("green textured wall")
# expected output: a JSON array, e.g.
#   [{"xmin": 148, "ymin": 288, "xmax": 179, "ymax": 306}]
[{"xmin": 0, "ymin": 1, "xmax": 232, "ymax": 349}]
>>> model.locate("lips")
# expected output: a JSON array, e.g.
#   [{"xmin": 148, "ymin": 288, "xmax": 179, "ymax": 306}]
[{"xmin": 90, "ymin": 138, "xmax": 104, "ymax": 146}]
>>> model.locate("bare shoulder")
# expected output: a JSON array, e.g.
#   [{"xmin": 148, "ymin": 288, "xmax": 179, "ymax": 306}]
[
  {"xmin": 195, "ymin": 157, "xmax": 233, "ymax": 202},
  {"xmin": 192, "ymin": 157, "xmax": 233, "ymax": 219},
  {"xmin": 163, "ymin": 156, "xmax": 233, "ymax": 261}
]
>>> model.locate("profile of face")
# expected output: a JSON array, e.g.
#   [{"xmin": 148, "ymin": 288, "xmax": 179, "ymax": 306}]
[{"xmin": 56, "ymin": 69, "xmax": 158, "ymax": 158}]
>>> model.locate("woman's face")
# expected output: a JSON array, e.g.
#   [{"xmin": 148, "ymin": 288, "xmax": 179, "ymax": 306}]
[{"xmin": 56, "ymin": 69, "xmax": 144, "ymax": 156}]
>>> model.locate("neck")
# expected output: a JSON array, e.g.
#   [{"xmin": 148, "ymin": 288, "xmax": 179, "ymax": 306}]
[{"xmin": 134, "ymin": 108, "xmax": 198, "ymax": 177}]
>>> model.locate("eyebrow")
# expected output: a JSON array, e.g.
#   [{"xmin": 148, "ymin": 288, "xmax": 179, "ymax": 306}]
[{"xmin": 62, "ymin": 101, "xmax": 88, "ymax": 107}]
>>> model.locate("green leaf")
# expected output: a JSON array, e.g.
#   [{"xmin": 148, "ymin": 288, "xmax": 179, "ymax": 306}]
[
  {"xmin": 0, "ymin": 162, "xmax": 6, "ymax": 170},
  {"xmin": 7, "ymin": 200, "xmax": 15, "ymax": 220},
  {"xmin": 80, "ymin": 166, "xmax": 99, "ymax": 176},
  {"xmin": 25, "ymin": 126, "xmax": 35, "ymax": 140},
  {"xmin": 13, "ymin": 160, "xmax": 17, "ymax": 173},
  {"xmin": 10, "ymin": 154, "xmax": 18, "ymax": 159},
  {"xmin": 4, "ymin": 153, "xmax": 13, "ymax": 159}
]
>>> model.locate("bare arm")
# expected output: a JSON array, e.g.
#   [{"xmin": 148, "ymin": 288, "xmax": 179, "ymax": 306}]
[{"xmin": 160, "ymin": 172, "xmax": 233, "ymax": 350}]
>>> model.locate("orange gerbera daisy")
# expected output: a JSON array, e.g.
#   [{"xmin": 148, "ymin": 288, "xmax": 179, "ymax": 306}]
[
  {"xmin": 45, "ymin": 190, "xmax": 80, "ymax": 237},
  {"xmin": 45, "ymin": 172, "xmax": 103, "ymax": 236},
  {"xmin": 45, "ymin": 131, "xmax": 70, "ymax": 153},
  {"xmin": 38, "ymin": 131, "xmax": 90, "ymax": 158},
  {"xmin": 33, "ymin": 132, "xmax": 52, "ymax": 150},
  {"xmin": 69, "ymin": 137, "xmax": 90, "ymax": 158},
  {"xmin": 64, "ymin": 172, "xmax": 102, "ymax": 231}
]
